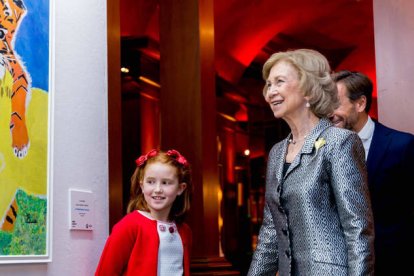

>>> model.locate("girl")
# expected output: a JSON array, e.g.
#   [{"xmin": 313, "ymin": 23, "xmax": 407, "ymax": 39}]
[{"xmin": 95, "ymin": 149, "xmax": 192, "ymax": 276}]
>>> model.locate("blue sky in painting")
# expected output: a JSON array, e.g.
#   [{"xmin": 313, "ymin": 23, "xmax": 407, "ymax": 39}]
[{"xmin": 15, "ymin": 0, "xmax": 50, "ymax": 92}]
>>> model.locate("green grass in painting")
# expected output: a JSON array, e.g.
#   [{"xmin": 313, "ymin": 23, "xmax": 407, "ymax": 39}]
[{"xmin": 0, "ymin": 189, "xmax": 47, "ymax": 255}]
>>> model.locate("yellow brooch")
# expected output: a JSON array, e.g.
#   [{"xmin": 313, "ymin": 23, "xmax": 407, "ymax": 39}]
[{"xmin": 314, "ymin": 138, "xmax": 326, "ymax": 150}]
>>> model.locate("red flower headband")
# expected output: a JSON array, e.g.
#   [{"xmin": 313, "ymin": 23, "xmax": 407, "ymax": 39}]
[
  {"xmin": 135, "ymin": 149, "xmax": 189, "ymax": 167},
  {"xmin": 135, "ymin": 149, "xmax": 158, "ymax": 167},
  {"xmin": 166, "ymin": 149, "xmax": 189, "ymax": 167}
]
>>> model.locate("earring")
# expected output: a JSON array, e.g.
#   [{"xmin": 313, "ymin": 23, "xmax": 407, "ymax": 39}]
[{"xmin": 305, "ymin": 102, "xmax": 310, "ymax": 108}]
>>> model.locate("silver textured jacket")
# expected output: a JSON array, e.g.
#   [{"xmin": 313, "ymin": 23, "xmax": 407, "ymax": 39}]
[{"xmin": 248, "ymin": 118, "xmax": 375, "ymax": 276}]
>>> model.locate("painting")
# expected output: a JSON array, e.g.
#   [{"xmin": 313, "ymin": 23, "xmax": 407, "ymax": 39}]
[{"xmin": 0, "ymin": 0, "xmax": 53, "ymax": 263}]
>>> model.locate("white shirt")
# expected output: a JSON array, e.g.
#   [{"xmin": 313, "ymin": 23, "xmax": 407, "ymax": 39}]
[
  {"xmin": 357, "ymin": 116, "xmax": 375, "ymax": 160},
  {"xmin": 157, "ymin": 220, "xmax": 183, "ymax": 276},
  {"xmin": 138, "ymin": 211, "xmax": 183, "ymax": 276}
]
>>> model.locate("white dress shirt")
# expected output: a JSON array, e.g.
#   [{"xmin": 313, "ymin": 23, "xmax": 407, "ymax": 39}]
[{"xmin": 357, "ymin": 116, "xmax": 375, "ymax": 160}]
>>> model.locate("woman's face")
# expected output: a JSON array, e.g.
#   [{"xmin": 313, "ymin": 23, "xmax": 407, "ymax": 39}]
[{"xmin": 264, "ymin": 61, "xmax": 307, "ymax": 120}]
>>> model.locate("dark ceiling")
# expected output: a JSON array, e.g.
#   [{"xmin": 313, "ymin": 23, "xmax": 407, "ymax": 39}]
[{"xmin": 120, "ymin": 0, "xmax": 376, "ymax": 121}]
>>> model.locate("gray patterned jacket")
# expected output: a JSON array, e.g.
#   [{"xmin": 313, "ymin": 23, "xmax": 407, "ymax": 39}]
[{"xmin": 248, "ymin": 118, "xmax": 375, "ymax": 276}]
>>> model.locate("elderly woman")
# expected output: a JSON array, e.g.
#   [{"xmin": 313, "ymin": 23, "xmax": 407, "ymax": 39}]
[{"xmin": 248, "ymin": 49, "xmax": 375, "ymax": 276}]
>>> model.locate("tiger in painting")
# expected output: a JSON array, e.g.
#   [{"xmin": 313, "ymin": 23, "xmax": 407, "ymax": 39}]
[
  {"xmin": 1, "ymin": 197, "xmax": 17, "ymax": 232},
  {"xmin": 0, "ymin": 0, "xmax": 31, "ymax": 159}
]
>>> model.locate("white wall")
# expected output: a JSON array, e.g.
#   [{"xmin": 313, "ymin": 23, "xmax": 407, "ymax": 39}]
[
  {"xmin": 0, "ymin": 0, "xmax": 109, "ymax": 275},
  {"xmin": 374, "ymin": 0, "xmax": 414, "ymax": 134}
]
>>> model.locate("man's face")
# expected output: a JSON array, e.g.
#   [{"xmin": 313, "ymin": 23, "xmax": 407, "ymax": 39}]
[{"xmin": 330, "ymin": 82, "xmax": 360, "ymax": 131}]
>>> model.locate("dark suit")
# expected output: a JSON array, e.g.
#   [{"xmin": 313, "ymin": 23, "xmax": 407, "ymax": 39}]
[{"xmin": 367, "ymin": 121, "xmax": 414, "ymax": 275}]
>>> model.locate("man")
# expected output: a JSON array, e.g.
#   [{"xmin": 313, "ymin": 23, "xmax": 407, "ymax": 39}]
[{"xmin": 331, "ymin": 70, "xmax": 414, "ymax": 276}]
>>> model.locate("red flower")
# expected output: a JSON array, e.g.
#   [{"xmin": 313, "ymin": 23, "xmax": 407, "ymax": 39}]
[
  {"xmin": 166, "ymin": 149, "xmax": 188, "ymax": 167},
  {"xmin": 135, "ymin": 149, "xmax": 158, "ymax": 167},
  {"xmin": 135, "ymin": 155, "xmax": 147, "ymax": 167}
]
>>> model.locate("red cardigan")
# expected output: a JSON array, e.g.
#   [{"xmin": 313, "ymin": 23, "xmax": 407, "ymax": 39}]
[{"xmin": 95, "ymin": 211, "xmax": 192, "ymax": 276}]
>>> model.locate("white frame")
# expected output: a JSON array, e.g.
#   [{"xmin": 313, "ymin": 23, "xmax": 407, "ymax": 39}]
[{"xmin": 0, "ymin": 0, "xmax": 54, "ymax": 264}]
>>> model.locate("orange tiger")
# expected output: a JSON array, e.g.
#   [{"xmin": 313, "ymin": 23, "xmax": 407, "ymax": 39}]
[
  {"xmin": 0, "ymin": 0, "xmax": 31, "ymax": 159},
  {"xmin": 1, "ymin": 198, "xmax": 18, "ymax": 232}
]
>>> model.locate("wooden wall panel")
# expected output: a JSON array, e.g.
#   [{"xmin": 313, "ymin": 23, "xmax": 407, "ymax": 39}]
[{"xmin": 159, "ymin": 0, "xmax": 220, "ymax": 258}]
